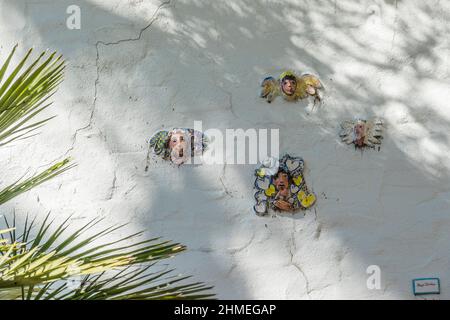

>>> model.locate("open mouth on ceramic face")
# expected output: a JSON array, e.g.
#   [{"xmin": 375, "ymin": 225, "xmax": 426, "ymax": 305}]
[
  {"xmin": 172, "ymin": 147, "xmax": 187, "ymax": 158},
  {"xmin": 277, "ymin": 182, "xmax": 286, "ymax": 190},
  {"xmin": 170, "ymin": 145, "xmax": 189, "ymax": 164},
  {"xmin": 355, "ymin": 138, "xmax": 365, "ymax": 147}
]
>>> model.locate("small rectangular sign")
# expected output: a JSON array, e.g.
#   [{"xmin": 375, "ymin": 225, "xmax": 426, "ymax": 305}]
[{"xmin": 412, "ymin": 278, "xmax": 440, "ymax": 295}]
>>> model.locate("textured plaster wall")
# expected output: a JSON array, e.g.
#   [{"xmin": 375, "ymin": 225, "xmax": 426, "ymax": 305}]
[{"xmin": 0, "ymin": 0, "xmax": 450, "ymax": 299}]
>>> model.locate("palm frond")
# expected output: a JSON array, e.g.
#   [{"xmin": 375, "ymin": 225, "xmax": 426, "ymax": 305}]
[
  {"xmin": 0, "ymin": 46, "xmax": 72, "ymax": 207},
  {"xmin": 0, "ymin": 46, "xmax": 214, "ymax": 300},
  {"xmin": 0, "ymin": 158, "xmax": 74, "ymax": 206},
  {"xmin": 0, "ymin": 215, "xmax": 214, "ymax": 300},
  {"xmin": 0, "ymin": 45, "xmax": 65, "ymax": 146}
]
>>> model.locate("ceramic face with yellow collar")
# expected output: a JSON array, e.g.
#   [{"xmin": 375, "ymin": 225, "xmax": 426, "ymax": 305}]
[
  {"xmin": 253, "ymin": 155, "xmax": 316, "ymax": 216},
  {"xmin": 260, "ymin": 71, "xmax": 323, "ymax": 104}
]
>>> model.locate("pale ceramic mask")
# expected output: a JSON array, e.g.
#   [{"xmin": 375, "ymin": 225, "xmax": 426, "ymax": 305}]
[
  {"xmin": 146, "ymin": 128, "xmax": 208, "ymax": 169},
  {"xmin": 340, "ymin": 118, "xmax": 383, "ymax": 149},
  {"xmin": 168, "ymin": 129, "xmax": 190, "ymax": 165},
  {"xmin": 353, "ymin": 120, "xmax": 366, "ymax": 148}
]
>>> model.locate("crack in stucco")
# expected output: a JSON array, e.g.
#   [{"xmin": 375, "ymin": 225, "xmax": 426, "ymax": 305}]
[
  {"xmin": 96, "ymin": 0, "xmax": 171, "ymax": 47},
  {"xmin": 226, "ymin": 263, "xmax": 237, "ymax": 277},
  {"xmin": 62, "ymin": 1, "xmax": 173, "ymax": 201},
  {"xmin": 221, "ymin": 87, "xmax": 238, "ymax": 119},
  {"xmin": 288, "ymin": 221, "xmax": 311, "ymax": 298},
  {"xmin": 227, "ymin": 231, "xmax": 256, "ymax": 255},
  {"xmin": 314, "ymin": 222, "xmax": 322, "ymax": 239},
  {"xmin": 124, "ymin": 183, "xmax": 137, "ymax": 196},
  {"xmin": 64, "ymin": 34, "xmax": 102, "ymax": 157},
  {"xmin": 106, "ymin": 169, "xmax": 117, "ymax": 200},
  {"xmin": 390, "ymin": 0, "xmax": 399, "ymax": 53},
  {"xmin": 225, "ymin": 232, "xmax": 256, "ymax": 280},
  {"xmin": 288, "ymin": 222, "xmax": 341, "ymax": 298},
  {"xmin": 65, "ymin": 0, "xmax": 171, "ymax": 157},
  {"xmin": 219, "ymin": 162, "xmax": 233, "ymax": 198},
  {"xmin": 219, "ymin": 177, "xmax": 233, "ymax": 198}
]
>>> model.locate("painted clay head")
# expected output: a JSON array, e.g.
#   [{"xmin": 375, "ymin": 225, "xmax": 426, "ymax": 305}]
[
  {"xmin": 253, "ymin": 155, "xmax": 316, "ymax": 216},
  {"xmin": 305, "ymin": 82, "xmax": 317, "ymax": 95},
  {"xmin": 353, "ymin": 120, "xmax": 366, "ymax": 148},
  {"xmin": 340, "ymin": 118, "xmax": 383, "ymax": 149},
  {"xmin": 260, "ymin": 76, "xmax": 278, "ymax": 103},
  {"xmin": 168, "ymin": 129, "xmax": 190, "ymax": 165},
  {"xmin": 274, "ymin": 169, "xmax": 290, "ymax": 198},
  {"xmin": 280, "ymin": 74, "xmax": 297, "ymax": 96},
  {"xmin": 146, "ymin": 128, "xmax": 208, "ymax": 168},
  {"xmin": 273, "ymin": 168, "xmax": 294, "ymax": 212},
  {"xmin": 260, "ymin": 71, "xmax": 323, "ymax": 104}
]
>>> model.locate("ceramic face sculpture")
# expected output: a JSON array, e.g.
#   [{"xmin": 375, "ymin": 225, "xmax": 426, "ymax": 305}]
[
  {"xmin": 340, "ymin": 118, "xmax": 383, "ymax": 149},
  {"xmin": 281, "ymin": 74, "xmax": 297, "ymax": 96},
  {"xmin": 260, "ymin": 71, "xmax": 323, "ymax": 104},
  {"xmin": 168, "ymin": 130, "xmax": 190, "ymax": 164},
  {"xmin": 253, "ymin": 155, "xmax": 316, "ymax": 216},
  {"xmin": 146, "ymin": 128, "xmax": 208, "ymax": 168}
]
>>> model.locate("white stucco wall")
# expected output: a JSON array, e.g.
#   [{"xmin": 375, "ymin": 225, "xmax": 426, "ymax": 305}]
[{"xmin": 0, "ymin": 0, "xmax": 449, "ymax": 299}]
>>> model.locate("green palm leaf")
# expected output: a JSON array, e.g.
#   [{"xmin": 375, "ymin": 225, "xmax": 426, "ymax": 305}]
[
  {"xmin": 0, "ymin": 214, "xmax": 214, "ymax": 300},
  {"xmin": 0, "ymin": 46, "xmax": 214, "ymax": 300},
  {"xmin": 0, "ymin": 46, "xmax": 72, "ymax": 207},
  {"xmin": 0, "ymin": 158, "xmax": 74, "ymax": 206},
  {"xmin": 0, "ymin": 45, "xmax": 64, "ymax": 146}
]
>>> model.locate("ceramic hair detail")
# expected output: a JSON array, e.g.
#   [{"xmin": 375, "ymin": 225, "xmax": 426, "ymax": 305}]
[
  {"xmin": 146, "ymin": 128, "xmax": 208, "ymax": 168},
  {"xmin": 253, "ymin": 155, "xmax": 316, "ymax": 216},
  {"xmin": 340, "ymin": 118, "xmax": 384, "ymax": 149},
  {"xmin": 260, "ymin": 71, "xmax": 323, "ymax": 104}
]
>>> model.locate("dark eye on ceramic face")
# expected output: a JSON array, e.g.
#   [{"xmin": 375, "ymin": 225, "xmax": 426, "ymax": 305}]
[
  {"xmin": 180, "ymin": 136, "xmax": 184, "ymax": 141},
  {"xmin": 277, "ymin": 173, "xmax": 287, "ymax": 179}
]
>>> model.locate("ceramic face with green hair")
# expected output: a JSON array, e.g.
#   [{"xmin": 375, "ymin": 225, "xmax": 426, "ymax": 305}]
[
  {"xmin": 260, "ymin": 71, "xmax": 323, "ymax": 104},
  {"xmin": 253, "ymin": 154, "xmax": 316, "ymax": 216},
  {"xmin": 146, "ymin": 128, "xmax": 208, "ymax": 168}
]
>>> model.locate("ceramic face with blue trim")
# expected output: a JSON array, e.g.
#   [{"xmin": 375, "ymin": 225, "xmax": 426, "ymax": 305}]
[
  {"xmin": 146, "ymin": 128, "xmax": 208, "ymax": 167},
  {"xmin": 260, "ymin": 71, "xmax": 323, "ymax": 104},
  {"xmin": 253, "ymin": 155, "xmax": 316, "ymax": 216}
]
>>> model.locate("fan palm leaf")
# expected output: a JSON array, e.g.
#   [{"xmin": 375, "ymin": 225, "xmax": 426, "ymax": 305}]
[
  {"xmin": 0, "ymin": 46, "xmax": 72, "ymax": 206},
  {"xmin": 0, "ymin": 213, "xmax": 214, "ymax": 300},
  {"xmin": 0, "ymin": 46, "xmax": 214, "ymax": 300},
  {"xmin": 0, "ymin": 45, "xmax": 64, "ymax": 146}
]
